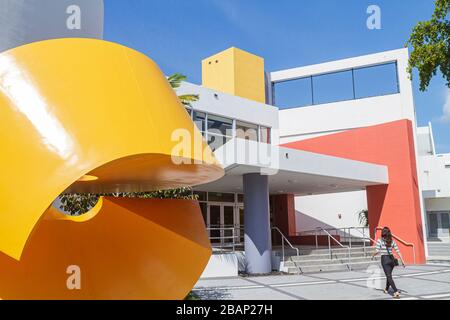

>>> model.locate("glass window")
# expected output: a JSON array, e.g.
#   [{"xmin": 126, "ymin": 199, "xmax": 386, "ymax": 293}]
[
  {"xmin": 208, "ymin": 134, "xmax": 232, "ymax": 151},
  {"xmin": 193, "ymin": 191, "xmax": 207, "ymax": 202},
  {"xmin": 207, "ymin": 115, "xmax": 233, "ymax": 137},
  {"xmin": 199, "ymin": 202, "xmax": 207, "ymax": 225},
  {"xmin": 273, "ymin": 77, "xmax": 313, "ymax": 109},
  {"xmin": 354, "ymin": 63, "xmax": 399, "ymax": 99},
  {"xmin": 237, "ymin": 194, "xmax": 244, "ymax": 203},
  {"xmin": 208, "ymin": 192, "xmax": 235, "ymax": 203},
  {"xmin": 312, "ymin": 70, "xmax": 354, "ymax": 104},
  {"xmin": 236, "ymin": 121, "xmax": 258, "ymax": 142},
  {"xmin": 193, "ymin": 111, "xmax": 206, "ymax": 132},
  {"xmin": 260, "ymin": 127, "xmax": 271, "ymax": 144}
]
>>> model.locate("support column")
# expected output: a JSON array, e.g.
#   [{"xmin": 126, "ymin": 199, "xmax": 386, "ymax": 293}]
[{"xmin": 243, "ymin": 173, "xmax": 272, "ymax": 274}]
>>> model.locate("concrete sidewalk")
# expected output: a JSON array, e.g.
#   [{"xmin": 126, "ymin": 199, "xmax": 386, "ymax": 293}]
[{"xmin": 194, "ymin": 264, "xmax": 450, "ymax": 300}]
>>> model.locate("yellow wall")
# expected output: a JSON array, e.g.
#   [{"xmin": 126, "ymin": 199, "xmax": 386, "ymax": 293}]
[{"xmin": 202, "ymin": 47, "xmax": 266, "ymax": 103}]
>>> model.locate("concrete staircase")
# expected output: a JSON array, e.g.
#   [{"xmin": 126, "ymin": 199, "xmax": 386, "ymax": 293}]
[
  {"xmin": 427, "ymin": 241, "xmax": 450, "ymax": 262},
  {"xmin": 278, "ymin": 246, "xmax": 380, "ymax": 274}
]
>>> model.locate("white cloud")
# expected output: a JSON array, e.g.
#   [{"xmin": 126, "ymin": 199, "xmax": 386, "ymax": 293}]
[{"xmin": 440, "ymin": 89, "xmax": 450, "ymax": 123}]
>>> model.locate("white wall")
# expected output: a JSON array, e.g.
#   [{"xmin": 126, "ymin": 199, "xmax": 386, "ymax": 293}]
[
  {"xmin": 295, "ymin": 190, "xmax": 368, "ymax": 235},
  {"xmin": 417, "ymin": 125, "xmax": 436, "ymax": 156},
  {"xmin": 419, "ymin": 154, "xmax": 450, "ymax": 198},
  {"xmin": 200, "ymin": 253, "xmax": 238, "ymax": 278},
  {"xmin": 279, "ymin": 94, "xmax": 407, "ymax": 143}
]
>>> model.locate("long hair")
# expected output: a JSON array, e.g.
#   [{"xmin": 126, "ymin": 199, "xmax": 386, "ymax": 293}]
[{"xmin": 381, "ymin": 227, "xmax": 393, "ymax": 247}]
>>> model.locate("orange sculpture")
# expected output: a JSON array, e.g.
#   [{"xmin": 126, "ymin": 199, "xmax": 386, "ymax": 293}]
[{"xmin": 0, "ymin": 38, "xmax": 223, "ymax": 299}]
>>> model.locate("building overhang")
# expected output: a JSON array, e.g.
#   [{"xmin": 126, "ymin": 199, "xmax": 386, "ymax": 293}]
[{"xmin": 195, "ymin": 139, "xmax": 389, "ymax": 196}]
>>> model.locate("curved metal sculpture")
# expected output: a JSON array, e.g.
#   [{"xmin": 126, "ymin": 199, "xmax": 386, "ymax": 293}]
[{"xmin": 0, "ymin": 38, "xmax": 223, "ymax": 299}]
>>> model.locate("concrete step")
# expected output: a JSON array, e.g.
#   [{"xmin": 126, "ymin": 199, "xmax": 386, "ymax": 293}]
[
  {"xmin": 284, "ymin": 256, "xmax": 380, "ymax": 268},
  {"xmin": 287, "ymin": 260, "xmax": 380, "ymax": 274},
  {"xmin": 341, "ymin": 242, "xmax": 370, "ymax": 247},
  {"xmin": 275, "ymin": 246, "xmax": 376, "ymax": 257},
  {"xmin": 287, "ymin": 252, "xmax": 376, "ymax": 263},
  {"xmin": 428, "ymin": 246, "xmax": 450, "ymax": 254},
  {"xmin": 428, "ymin": 249, "xmax": 450, "ymax": 254}
]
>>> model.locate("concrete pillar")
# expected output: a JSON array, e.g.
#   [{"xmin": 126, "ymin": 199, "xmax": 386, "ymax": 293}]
[{"xmin": 243, "ymin": 173, "xmax": 272, "ymax": 274}]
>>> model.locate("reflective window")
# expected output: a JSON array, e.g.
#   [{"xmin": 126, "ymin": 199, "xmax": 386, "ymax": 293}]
[
  {"xmin": 194, "ymin": 191, "xmax": 207, "ymax": 202},
  {"xmin": 312, "ymin": 70, "xmax": 354, "ymax": 105},
  {"xmin": 272, "ymin": 62, "xmax": 400, "ymax": 109},
  {"xmin": 274, "ymin": 77, "xmax": 313, "ymax": 109},
  {"xmin": 207, "ymin": 115, "xmax": 233, "ymax": 137},
  {"xmin": 208, "ymin": 134, "xmax": 232, "ymax": 151},
  {"xmin": 353, "ymin": 63, "xmax": 399, "ymax": 99},
  {"xmin": 199, "ymin": 202, "xmax": 207, "ymax": 225},
  {"xmin": 260, "ymin": 127, "xmax": 271, "ymax": 144},
  {"xmin": 193, "ymin": 111, "xmax": 206, "ymax": 132},
  {"xmin": 208, "ymin": 192, "xmax": 235, "ymax": 203},
  {"xmin": 236, "ymin": 121, "xmax": 258, "ymax": 141}
]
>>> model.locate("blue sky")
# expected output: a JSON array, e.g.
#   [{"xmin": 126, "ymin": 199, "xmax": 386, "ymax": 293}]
[{"xmin": 104, "ymin": 0, "xmax": 450, "ymax": 153}]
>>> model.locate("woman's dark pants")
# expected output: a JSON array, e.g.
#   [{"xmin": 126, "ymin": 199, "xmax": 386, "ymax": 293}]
[{"xmin": 381, "ymin": 255, "xmax": 398, "ymax": 293}]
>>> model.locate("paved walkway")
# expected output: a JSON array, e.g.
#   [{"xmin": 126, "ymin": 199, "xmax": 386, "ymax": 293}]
[{"xmin": 194, "ymin": 264, "xmax": 450, "ymax": 300}]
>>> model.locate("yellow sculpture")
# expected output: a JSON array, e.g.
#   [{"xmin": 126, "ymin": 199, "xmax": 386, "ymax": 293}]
[{"xmin": 0, "ymin": 38, "xmax": 223, "ymax": 299}]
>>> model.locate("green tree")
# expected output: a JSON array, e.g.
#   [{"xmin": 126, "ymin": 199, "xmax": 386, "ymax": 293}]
[
  {"xmin": 59, "ymin": 73, "xmax": 199, "ymax": 216},
  {"xmin": 406, "ymin": 0, "xmax": 450, "ymax": 91}
]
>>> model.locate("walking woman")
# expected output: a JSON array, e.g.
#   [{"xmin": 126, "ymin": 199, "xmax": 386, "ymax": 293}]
[{"xmin": 371, "ymin": 227, "xmax": 405, "ymax": 299}]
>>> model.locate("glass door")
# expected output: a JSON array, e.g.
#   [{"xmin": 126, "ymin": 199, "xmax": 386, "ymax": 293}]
[
  {"xmin": 209, "ymin": 205, "xmax": 221, "ymax": 244},
  {"xmin": 207, "ymin": 203, "xmax": 242, "ymax": 245},
  {"xmin": 237, "ymin": 205, "xmax": 244, "ymax": 244},
  {"xmin": 440, "ymin": 212, "xmax": 450, "ymax": 238},
  {"xmin": 223, "ymin": 205, "xmax": 235, "ymax": 244},
  {"xmin": 428, "ymin": 213, "xmax": 438, "ymax": 238},
  {"xmin": 428, "ymin": 212, "xmax": 450, "ymax": 238}
]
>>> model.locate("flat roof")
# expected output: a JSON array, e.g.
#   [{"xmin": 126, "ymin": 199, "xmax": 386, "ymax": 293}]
[{"xmin": 195, "ymin": 139, "xmax": 388, "ymax": 196}]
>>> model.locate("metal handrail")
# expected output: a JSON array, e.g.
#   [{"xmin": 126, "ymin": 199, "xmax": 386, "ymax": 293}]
[
  {"xmin": 351, "ymin": 227, "xmax": 376, "ymax": 256},
  {"xmin": 298, "ymin": 226, "xmax": 370, "ymax": 248},
  {"xmin": 312, "ymin": 227, "xmax": 352, "ymax": 270},
  {"xmin": 271, "ymin": 227, "xmax": 299, "ymax": 261},
  {"xmin": 374, "ymin": 227, "xmax": 416, "ymax": 264},
  {"xmin": 207, "ymin": 226, "xmax": 241, "ymax": 253},
  {"xmin": 272, "ymin": 227, "xmax": 301, "ymax": 275}
]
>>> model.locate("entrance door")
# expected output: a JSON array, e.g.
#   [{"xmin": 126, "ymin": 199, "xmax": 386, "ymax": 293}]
[
  {"xmin": 428, "ymin": 213, "xmax": 439, "ymax": 238},
  {"xmin": 237, "ymin": 205, "xmax": 244, "ymax": 243},
  {"xmin": 440, "ymin": 212, "xmax": 450, "ymax": 238},
  {"xmin": 209, "ymin": 205, "xmax": 221, "ymax": 244},
  {"xmin": 223, "ymin": 206, "xmax": 235, "ymax": 244},
  {"xmin": 207, "ymin": 203, "xmax": 240, "ymax": 245},
  {"xmin": 428, "ymin": 212, "xmax": 450, "ymax": 239}
]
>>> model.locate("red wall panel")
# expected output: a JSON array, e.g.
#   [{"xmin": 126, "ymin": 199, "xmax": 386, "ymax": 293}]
[{"xmin": 282, "ymin": 120, "xmax": 425, "ymax": 264}]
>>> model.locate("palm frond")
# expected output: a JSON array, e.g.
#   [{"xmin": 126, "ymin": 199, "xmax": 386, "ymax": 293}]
[
  {"xmin": 357, "ymin": 209, "xmax": 369, "ymax": 227},
  {"xmin": 168, "ymin": 73, "xmax": 187, "ymax": 89},
  {"xmin": 178, "ymin": 94, "xmax": 199, "ymax": 107}
]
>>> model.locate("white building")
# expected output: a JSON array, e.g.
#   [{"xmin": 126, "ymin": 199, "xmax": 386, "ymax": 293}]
[{"xmin": 176, "ymin": 46, "xmax": 449, "ymax": 276}]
